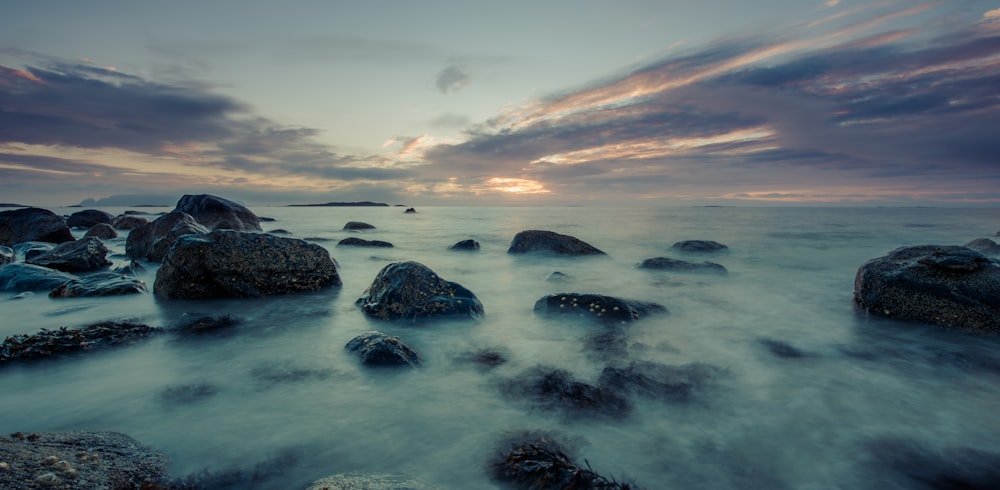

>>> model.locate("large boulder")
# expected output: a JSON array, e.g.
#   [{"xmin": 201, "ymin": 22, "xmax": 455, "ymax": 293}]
[
  {"xmin": 0, "ymin": 207, "xmax": 74, "ymax": 246},
  {"xmin": 125, "ymin": 211, "xmax": 210, "ymax": 262},
  {"xmin": 174, "ymin": 194, "xmax": 262, "ymax": 231},
  {"xmin": 344, "ymin": 331, "xmax": 421, "ymax": 367},
  {"xmin": 0, "ymin": 264, "xmax": 76, "ymax": 292},
  {"xmin": 84, "ymin": 222, "xmax": 118, "ymax": 240},
  {"xmin": 0, "ymin": 246, "xmax": 13, "ymax": 266},
  {"xmin": 0, "ymin": 431, "xmax": 167, "ymax": 489},
  {"xmin": 111, "ymin": 214, "xmax": 150, "ymax": 230},
  {"xmin": 154, "ymin": 230, "xmax": 342, "ymax": 299},
  {"xmin": 26, "ymin": 236, "xmax": 111, "ymax": 273},
  {"xmin": 49, "ymin": 272, "xmax": 147, "ymax": 298},
  {"xmin": 356, "ymin": 261, "xmax": 483, "ymax": 321},
  {"xmin": 507, "ymin": 230, "xmax": 606, "ymax": 256},
  {"xmin": 66, "ymin": 209, "xmax": 114, "ymax": 228},
  {"xmin": 533, "ymin": 293, "xmax": 668, "ymax": 325},
  {"xmin": 854, "ymin": 245, "xmax": 1000, "ymax": 333}
]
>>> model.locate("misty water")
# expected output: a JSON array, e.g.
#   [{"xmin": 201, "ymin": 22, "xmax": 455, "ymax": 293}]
[{"xmin": 2, "ymin": 206, "xmax": 999, "ymax": 489}]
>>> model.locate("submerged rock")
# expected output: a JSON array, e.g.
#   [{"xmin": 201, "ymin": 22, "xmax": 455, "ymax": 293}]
[
  {"xmin": 638, "ymin": 257, "xmax": 727, "ymax": 273},
  {"xmin": 853, "ymin": 245, "xmax": 1000, "ymax": 333},
  {"xmin": 174, "ymin": 193, "xmax": 262, "ymax": 231},
  {"xmin": 26, "ymin": 237, "xmax": 111, "ymax": 273},
  {"xmin": 759, "ymin": 338, "xmax": 807, "ymax": 359},
  {"xmin": 500, "ymin": 366, "xmax": 631, "ymax": 418},
  {"xmin": 305, "ymin": 472, "xmax": 438, "ymax": 490},
  {"xmin": 66, "ymin": 209, "xmax": 114, "ymax": 228},
  {"xmin": 83, "ymin": 222, "xmax": 118, "ymax": 240},
  {"xmin": 337, "ymin": 237, "xmax": 394, "ymax": 248},
  {"xmin": 0, "ymin": 245, "xmax": 13, "ymax": 266},
  {"xmin": 125, "ymin": 211, "xmax": 210, "ymax": 262},
  {"xmin": 671, "ymin": 240, "xmax": 729, "ymax": 253},
  {"xmin": 533, "ymin": 293, "xmax": 667, "ymax": 325},
  {"xmin": 175, "ymin": 315, "xmax": 241, "ymax": 335},
  {"xmin": 343, "ymin": 221, "xmax": 376, "ymax": 230},
  {"xmin": 154, "ymin": 230, "xmax": 342, "ymax": 299},
  {"xmin": 448, "ymin": 239, "xmax": 480, "ymax": 251},
  {"xmin": 507, "ymin": 230, "xmax": 606, "ymax": 256},
  {"xmin": 0, "ymin": 263, "xmax": 77, "ymax": 292},
  {"xmin": 357, "ymin": 261, "xmax": 483, "ymax": 321},
  {"xmin": 0, "ymin": 431, "xmax": 167, "ymax": 489},
  {"xmin": 597, "ymin": 361, "xmax": 723, "ymax": 401},
  {"xmin": 49, "ymin": 272, "xmax": 147, "ymax": 298},
  {"xmin": 865, "ymin": 437, "xmax": 1000, "ymax": 489},
  {"xmin": 345, "ymin": 331, "xmax": 421, "ymax": 367},
  {"xmin": 0, "ymin": 321, "xmax": 161, "ymax": 364},
  {"xmin": 965, "ymin": 238, "xmax": 1000, "ymax": 255},
  {"xmin": 490, "ymin": 432, "xmax": 642, "ymax": 489},
  {"xmin": 0, "ymin": 207, "xmax": 74, "ymax": 246}
]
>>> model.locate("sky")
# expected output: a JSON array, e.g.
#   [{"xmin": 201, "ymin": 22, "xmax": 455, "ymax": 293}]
[{"xmin": 1, "ymin": 0, "xmax": 998, "ymax": 207}]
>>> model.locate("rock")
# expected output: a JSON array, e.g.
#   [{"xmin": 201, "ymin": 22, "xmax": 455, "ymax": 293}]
[
  {"xmin": 0, "ymin": 321, "xmax": 161, "ymax": 364},
  {"xmin": 337, "ymin": 237, "xmax": 394, "ymax": 248},
  {"xmin": 490, "ymin": 432, "xmax": 641, "ymax": 490},
  {"xmin": 343, "ymin": 221, "xmax": 375, "ymax": 230},
  {"xmin": 175, "ymin": 315, "xmax": 241, "ymax": 335},
  {"xmin": 597, "ymin": 361, "xmax": 722, "ymax": 401},
  {"xmin": 759, "ymin": 338, "xmax": 807, "ymax": 358},
  {"xmin": 66, "ymin": 209, "xmax": 114, "ymax": 228},
  {"xmin": 546, "ymin": 271, "xmax": 571, "ymax": 282},
  {"xmin": 638, "ymin": 257, "xmax": 727, "ymax": 273},
  {"xmin": 0, "ymin": 431, "xmax": 167, "ymax": 489},
  {"xmin": 404, "ymin": 207, "xmax": 417, "ymax": 213},
  {"xmin": 345, "ymin": 331, "xmax": 421, "ymax": 367},
  {"xmin": 356, "ymin": 261, "xmax": 483, "ymax": 321},
  {"xmin": 0, "ymin": 264, "xmax": 77, "ymax": 292},
  {"xmin": 305, "ymin": 472, "xmax": 438, "ymax": 489},
  {"xmin": 111, "ymin": 214, "xmax": 149, "ymax": 230},
  {"xmin": 672, "ymin": 240, "xmax": 729, "ymax": 253},
  {"xmin": 83, "ymin": 223, "xmax": 118, "ymax": 240},
  {"xmin": 49, "ymin": 272, "xmax": 147, "ymax": 298},
  {"xmin": 174, "ymin": 194, "xmax": 262, "ymax": 231},
  {"xmin": 533, "ymin": 293, "xmax": 667, "ymax": 325},
  {"xmin": 448, "ymin": 239, "xmax": 480, "ymax": 251},
  {"xmin": 27, "ymin": 236, "xmax": 111, "ymax": 273},
  {"xmin": 125, "ymin": 211, "xmax": 210, "ymax": 262},
  {"xmin": 0, "ymin": 207, "xmax": 74, "ymax": 246},
  {"xmin": 866, "ymin": 437, "xmax": 1000, "ymax": 490},
  {"xmin": 456, "ymin": 348, "xmax": 508, "ymax": 369},
  {"xmin": 507, "ymin": 230, "xmax": 606, "ymax": 256},
  {"xmin": 154, "ymin": 230, "xmax": 342, "ymax": 299},
  {"xmin": 12, "ymin": 241, "xmax": 54, "ymax": 261},
  {"xmin": 583, "ymin": 329, "xmax": 630, "ymax": 360},
  {"xmin": 267, "ymin": 228, "xmax": 291, "ymax": 235},
  {"xmin": 112, "ymin": 260, "xmax": 144, "ymax": 276},
  {"xmin": 0, "ymin": 246, "xmax": 13, "ymax": 266},
  {"xmin": 965, "ymin": 238, "xmax": 1000, "ymax": 255},
  {"xmin": 500, "ymin": 366, "xmax": 631, "ymax": 418},
  {"xmin": 853, "ymin": 245, "xmax": 1000, "ymax": 333}
]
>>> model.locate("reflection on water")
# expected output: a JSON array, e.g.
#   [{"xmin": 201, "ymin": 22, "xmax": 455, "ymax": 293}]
[{"xmin": 1, "ymin": 206, "xmax": 999, "ymax": 488}]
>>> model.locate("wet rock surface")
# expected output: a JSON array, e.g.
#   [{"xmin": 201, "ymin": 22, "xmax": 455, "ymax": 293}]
[
  {"xmin": 507, "ymin": 230, "xmax": 606, "ymax": 256},
  {"xmin": 0, "ymin": 431, "xmax": 168, "ymax": 489},
  {"xmin": 304, "ymin": 472, "xmax": 438, "ymax": 489},
  {"xmin": 0, "ymin": 263, "xmax": 77, "ymax": 292},
  {"xmin": 533, "ymin": 293, "xmax": 667, "ymax": 325},
  {"xmin": 0, "ymin": 321, "xmax": 161, "ymax": 364},
  {"xmin": 26, "ymin": 236, "xmax": 111, "ymax": 273},
  {"xmin": 0, "ymin": 207, "xmax": 74, "ymax": 246},
  {"xmin": 854, "ymin": 245, "xmax": 1000, "ymax": 333},
  {"xmin": 448, "ymin": 239, "xmax": 480, "ymax": 251},
  {"xmin": 48, "ymin": 272, "xmax": 148, "ymax": 298},
  {"xmin": 638, "ymin": 256, "xmax": 727, "ymax": 273},
  {"xmin": 0, "ymin": 245, "xmax": 13, "ymax": 266},
  {"xmin": 343, "ymin": 221, "xmax": 376, "ymax": 230},
  {"xmin": 671, "ymin": 240, "xmax": 729, "ymax": 253},
  {"xmin": 126, "ymin": 211, "xmax": 210, "ymax": 262},
  {"xmin": 337, "ymin": 237, "xmax": 394, "ymax": 248},
  {"xmin": 154, "ymin": 230, "xmax": 342, "ymax": 299},
  {"xmin": 345, "ymin": 331, "xmax": 421, "ymax": 367},
  {"xmin": 490, "ymin": 432, "xmax": 641, "ymax": 489},
  {"xmin": 357, "ymin": 261, "xmax": 483, "ymax": 321},
  {"xmin": 174, "ymin": 194, "xmax": 262, "ymax": 231},
  {"xmin": 66, "ymin": 209, "xmax": 114, "ymax": 229},
  {"xmin": 83, "ymin": 223, "xmax": 118, "ymax": 240},
  {"xmin": 13, "ymin": 242, "xmax": 55, "ymax": 261}
]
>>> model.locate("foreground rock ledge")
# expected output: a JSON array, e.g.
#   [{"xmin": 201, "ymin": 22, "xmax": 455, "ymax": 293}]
[{"xmin": 854, "ymin": 245, "xmax": 1000, "ymax": 333}]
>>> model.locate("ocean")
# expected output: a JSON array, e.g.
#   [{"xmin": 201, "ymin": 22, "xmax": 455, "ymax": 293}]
[{"xmin": 2, "ymin": 205, "xmax": 998, "ymax": 489}]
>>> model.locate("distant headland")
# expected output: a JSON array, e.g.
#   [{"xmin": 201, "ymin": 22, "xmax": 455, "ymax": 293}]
[{"xmin": 288, "ymin": 202, "xmax": 390, "ymax": 207}]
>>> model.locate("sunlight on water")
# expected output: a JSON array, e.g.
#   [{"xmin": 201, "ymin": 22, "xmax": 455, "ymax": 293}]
[{"xmin": 1, "ymin": 206, "xmax": 998, "ymax": 488}]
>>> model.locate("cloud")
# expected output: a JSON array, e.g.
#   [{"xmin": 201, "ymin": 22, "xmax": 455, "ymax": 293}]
[{"xmin": 436, "ymin": 64, "xmax": 470, "ymax": 93}]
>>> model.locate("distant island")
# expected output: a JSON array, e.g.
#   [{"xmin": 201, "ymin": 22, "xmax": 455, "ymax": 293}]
[{"xmin": 288, "ymin": 201, "xmax": 390, "ymax": 207}]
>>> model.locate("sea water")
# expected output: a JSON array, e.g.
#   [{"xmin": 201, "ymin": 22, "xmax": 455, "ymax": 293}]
[{"xmin": 1, "ymin": 206, "xmax": 998, "ymax": 489}]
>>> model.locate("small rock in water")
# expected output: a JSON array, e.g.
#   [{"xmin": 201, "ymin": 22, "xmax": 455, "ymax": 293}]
[
  {"xmin": 0, "ymin": 321, "xmax": 162, "ymax": 364},
  {"xmin": 337, "ymin": 237, "xmax": 394, "ymax": 248},
  {"xmin": 490, "ymin": 431, "xmax": 642, "ymax": 489},
  {"xmin": 500, "ymin": 366, "xmax": 631, "ymax": 418},
  {"xmin": 671, "ymin": 240, "xmax": 729, "ymax": 253},
  {"xmin": 533, "ymin": 293, "xmax": 667, "ymax": 325},
  {"xmin": 507, "ymin": 229, "xmax": 606, "ymax": 256},
  {"xmin": 343, "ymin": 221, "xmax": 376, "ymax": 230},
  {"xmin": 345, "ymin": 331, "xmax": 421, "ymax": 367},
  {"xmin": 759, "ymin": 338, "xmax": 807, "ymax": 358},
  {"xmin": 448, "ymin": 239, "xmax": 480, "ymax": 251}
]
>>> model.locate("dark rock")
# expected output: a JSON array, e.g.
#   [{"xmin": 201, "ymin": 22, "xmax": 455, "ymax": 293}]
[
  {"xmin": 356, "ymin": 261, "xmax": 484, "ymax": 321},
  {"xmin": 343, "ymin": 221, "xmax": 375, "ymax": 230},
  {"xmin": 0, "ymin": 321, "xmax": 161, "ymax": 364},
  {"xmin": 0, "ymin": 207, "xmax": 74, "ymax": 246},
  {"xmin": 965, "ymin": 238, "xmax": 1000, "ymax": 255},
  {"xmin": 865, "ymin": 437, "xmax": 1000, "ymax": 490},
  {"xmin": 259, "ymin": 216, "xmax": 276, "ymax": 222},
  {"xmin": 448, "ymin": 239, "xmax": 480, "ymax": 251},
  {"xmin": 759, "ymin": 338, "xmax": 806, "ymax": 358},
  {"xmin": 457, "ymin": 348, "xmax": 509, "ymax": 369},
  {"xmin": 125, "ymin": 211, "xmax": 210, "ymax": 262},
  {"xmin": 27, "ymin": 236, "xmax": 111, "ymax": 273},
  {"xmin": 583, "ymin": 329, "xmax": 630, "ymax": 360},
  {"xmin": 501, "ymin": 366, "xmax": 631, "ymax": 418},
  {"xmin": 267, "ymin": 228, "xmax": 291, "ymax": 235},
  {"xmin": 175, "ymin": 315, "xmax": 240, "ymax": 335},
  {"xmin": 404, "ymin": 207, "xmax": 417, "ymax": 214},
  {"xmin": 508, "ymin": 230, "xmax": 606, "ymax": 256},
  {"xmin": 160, "ymin": 383, "xmax": 220, "ymax": 405},
  {"xmin": 66, "ymin": 209, "xmax": 114, "ymax": 228},
  {"xmin": 345, "ymin": 331, "xmax": 421, "ymax": 367},
  {"xmin": 0, "ymin": 246, "xmax": 12, "ymax": 266},
  {"xmin": 337, "ymin": 237, "xmax": 394, "ymax": 248},
  {"xmin": 49, "ymin": 272, "xmax": 147, "ymax": 298},
  {"xmin": 597, "ymin": 361, "xmax": 722, "ymax": 401},
  {"xmin": 305, "ymin": 472, "xmax": 437, "ymax": 489},
  {"xmin": 249, "ymin": 362, "xmax": 333, "ymax": 388},
  {"xmin": 0, "ymin": 263, "xmax": 76, "ymax": 292},
  {"xmin": 12, "ymin": 241, "xmax": 55, "ymax": 261},
  {"xmin": 154, "ymin": 230, "xmax": 342, "ymax": 299},
  {"xmin": 0, "ymin": 431, "xmax": 168, "ymax": 489},
  {"xmin": 533, "ymin": 293, "xmax": 668, "ymax": 325},
  {"xmin": 638, "ymin": 256, "xmax": 727, "ymax": 273},
  {"xmin": 111, "ymin": 214, "xmax": 149, "ymax": 230},
  {"xmin": 546, "ymin": 271, "xmax": 571, "ymax": 282},
  {"xmin": 112, "ymin": 260, "xmax": 144, "ymax": 276},
  {"xmin": 672, "ymin": 240, "xmax": 729, "ymax": 253},
  {"xmin": 174, "ymin": 194, "xmax": 262, "ymax": 231},
  {"xmin": 853, "ymin": 245, "xmax": 1000, "ymax": 333},
  {"xmin": 491, "ymin": 432, "xmax": 642, "ymax": 489},
  {"xmin": 84, "ymin": 222, "xmax": 118, "ymax": 240}
]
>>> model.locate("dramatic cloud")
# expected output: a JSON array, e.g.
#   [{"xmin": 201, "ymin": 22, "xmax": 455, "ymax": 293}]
[{"xmin": 436, "ymin": 64, "xmax": 470, "ymax": 93}]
